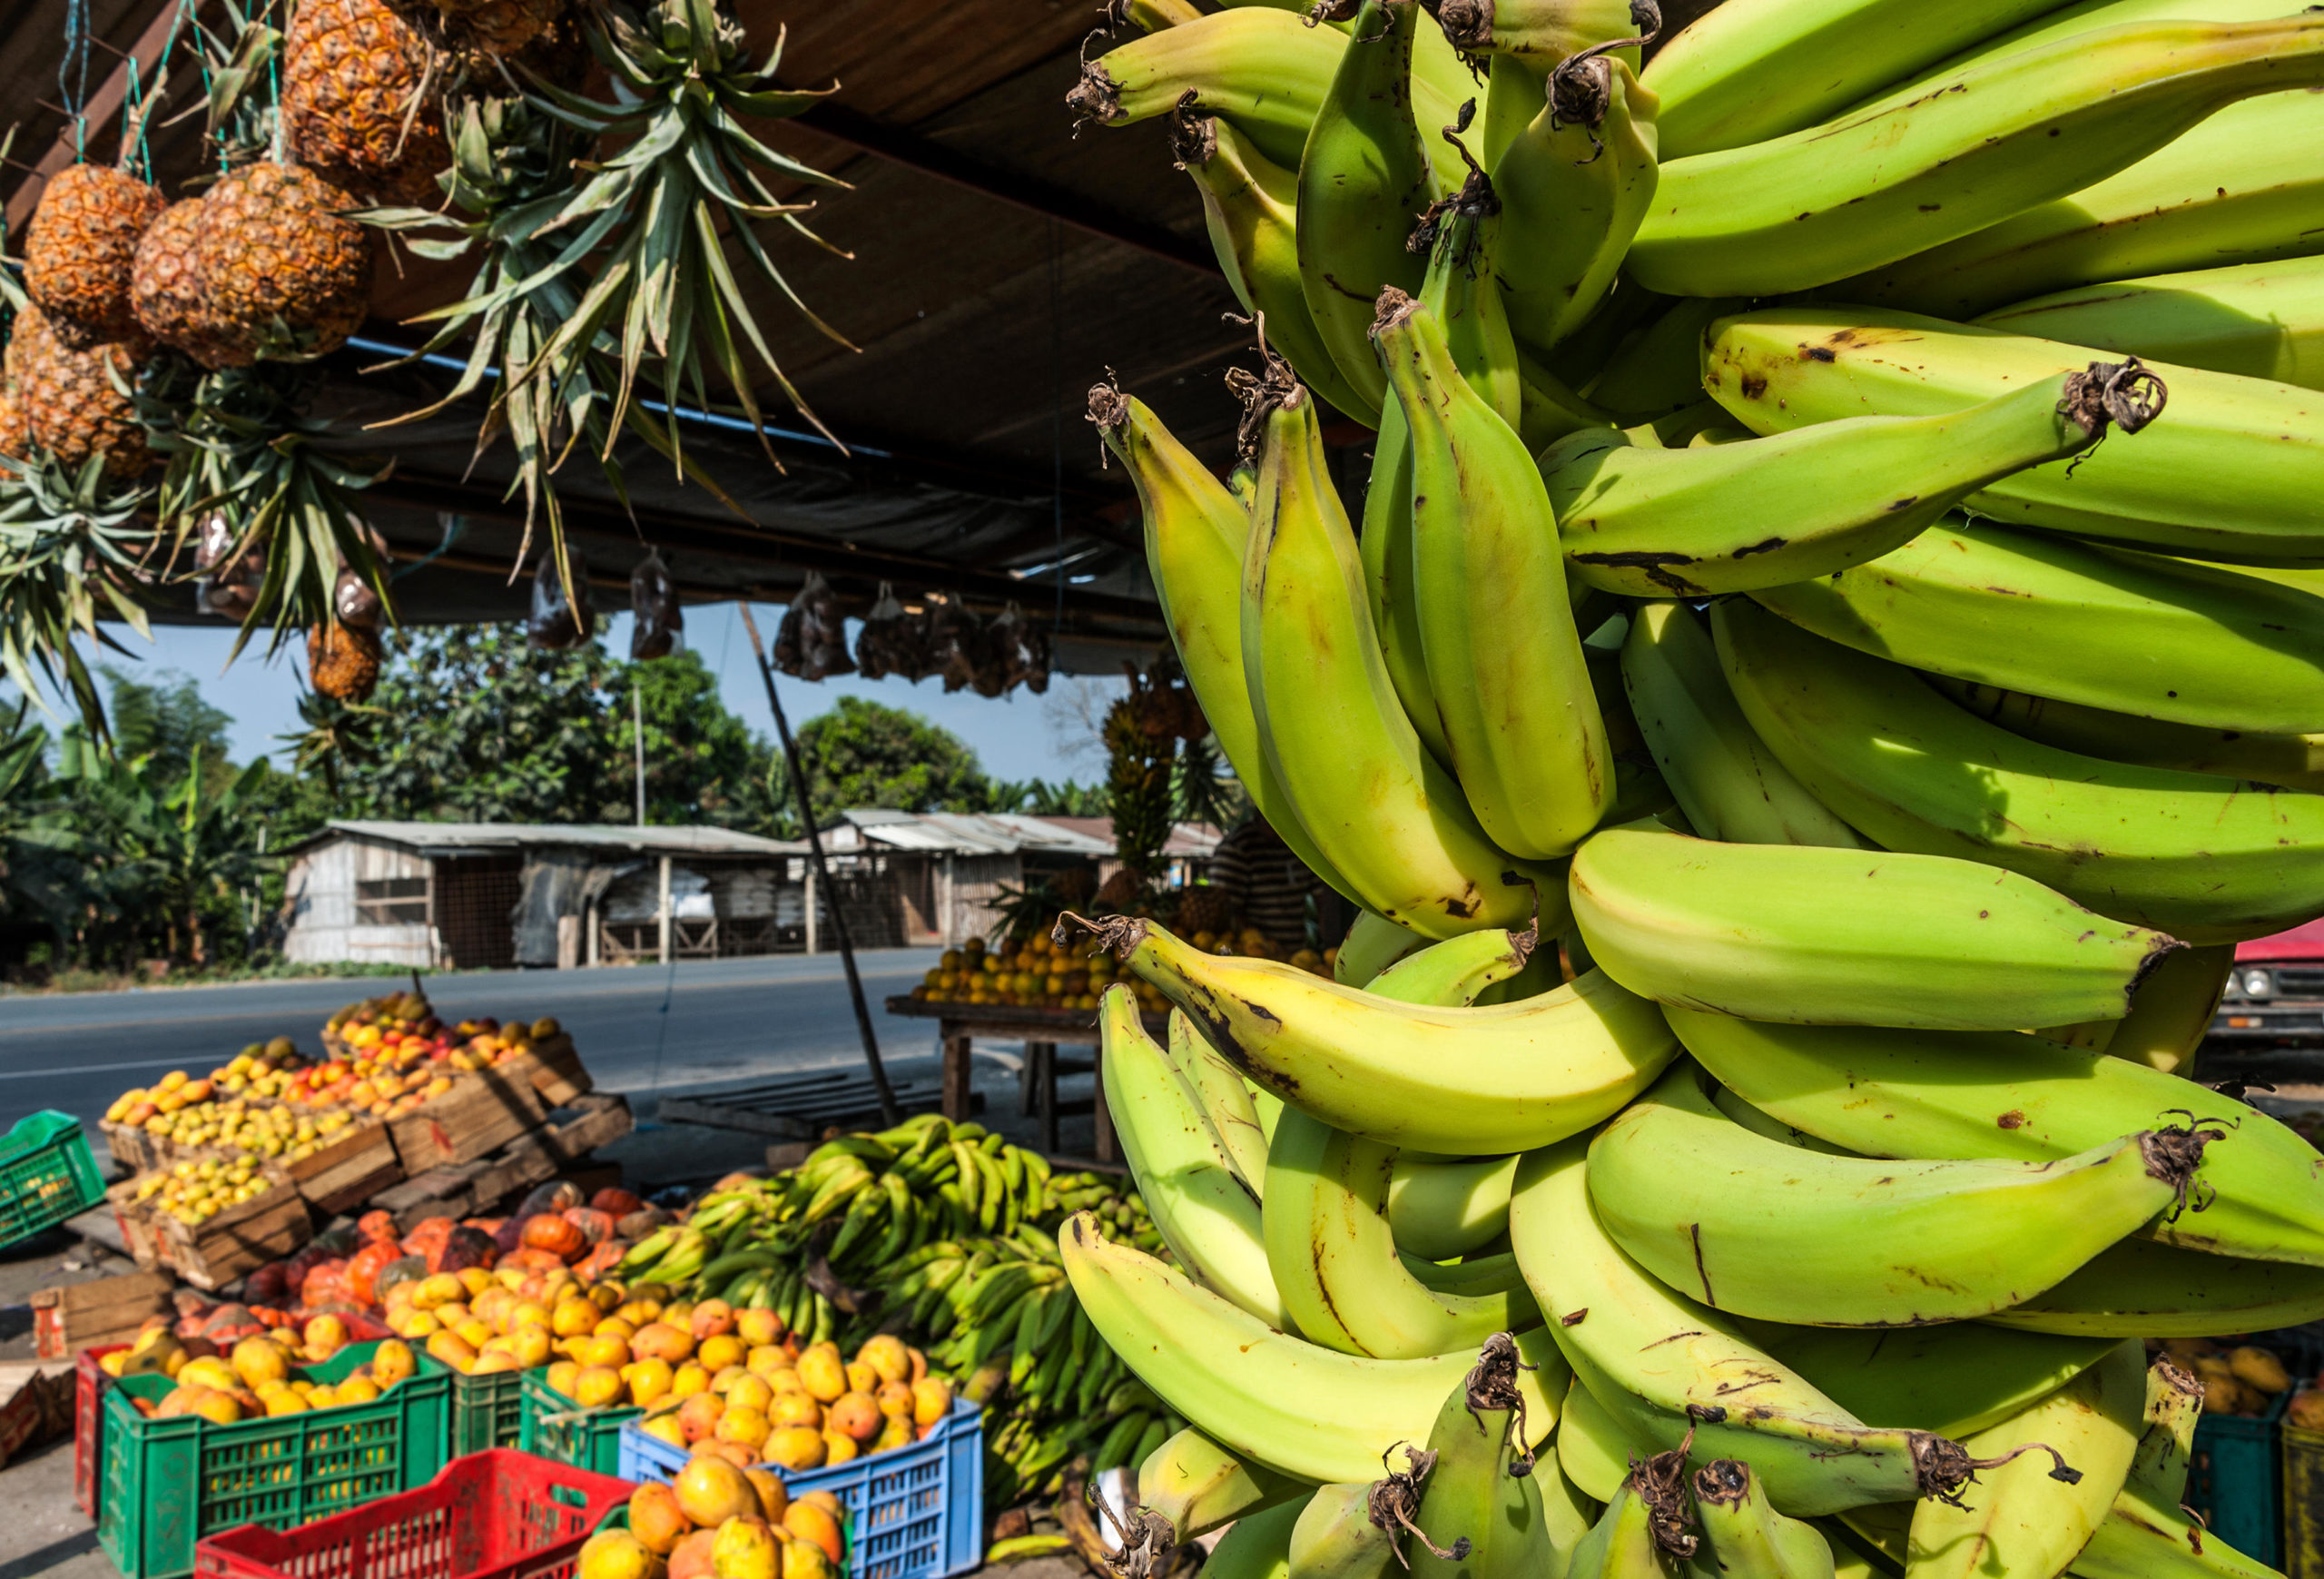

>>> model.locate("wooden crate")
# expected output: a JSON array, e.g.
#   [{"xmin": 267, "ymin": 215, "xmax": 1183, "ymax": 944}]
[
  {"xmin": 100, "ymin": 1121, "xmax": 160, "ymax": 1173},
  {"xmin": 103, "ymin": 1180, "xmax": 164, "ymax": 1273},
  {"xmin": 107, "ymin": 1163, "xmax": 313, "ymax": 1292},
  {"xmin": 372, "ymin": 1094, "xmax": 633, "ymax": 1229},
  {"xmin": 29, "ymin": 1271, "xmax": 172, "ymax": 1360},
  {"xmin": 508, "ymin": 1035, "xmax": 591, "ymax": 1107},
  {"xmin": 384, "ymin": 1063, "xmax": 550, "ymax": 1173},
  {"xmin": 281, "ymin": 1117, "xmax": 403, "ymax": 1217}
]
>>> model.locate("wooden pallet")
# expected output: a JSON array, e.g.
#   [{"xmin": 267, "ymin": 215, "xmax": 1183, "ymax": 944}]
[
  {"xmin": 29, "ymin": 1270, "xmax": 172, "ymax": 1359},
  {"xmin": 384, "ymin": 1061, "xmax": 551, "ymax": 1173},
  {"xmin": 370, "ymin": 1094, "xmax": 634, "ymax": 1229}
]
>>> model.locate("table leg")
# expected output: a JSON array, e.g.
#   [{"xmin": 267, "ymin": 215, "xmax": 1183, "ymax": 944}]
[
  {"xmin": 1029, "ymin": 1041, "xmax": 1058, "ymax": 1155},
  {"xmin": 1090, "ymin": 1038, "xmax": 1117, "ymax": 1165},
  {"xmin": 941, "ymin": 1030, "xmax": 973, "ymax": 1121}
]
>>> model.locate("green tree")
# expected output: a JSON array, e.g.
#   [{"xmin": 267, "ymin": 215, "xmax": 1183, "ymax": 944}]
[
  {"xmin": 101, "ymin": 667, "xmax": 239, "ymax": 801},
  {"xmin": 789, "ymin": 696, "xmax": 993, "ymax": 834},
  {"xmin": 0, "ymin": 701, "xmax": 81, "ymax": 940},
  {"xmin": 62, "ymin": 739, "xmax": 268, "ymax": 966}
]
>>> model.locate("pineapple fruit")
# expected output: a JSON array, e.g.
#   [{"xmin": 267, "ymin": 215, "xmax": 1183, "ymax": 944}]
[
  {"xmin": 25, "ymin": 163, "xmax": 164, "ymax": 340},
  {"xmin": 191, "ymin": 163, "xmax": 374, "ymax": 366},
  {"xmin": 283, "ymin": 0, "xmax": 452, "ymax": 205},
  {"xmin": 0, "ymin": 386, "xmax": 27, "ymax": 480},
  {"xmin": 309, "ymin": 622, "xmax": 385, "ymax": 701},
  {"xmin": 3, "ymin": 307, "xmax": 155, "ymax": 478},
  {"xmin": 132, "ymin": 199, "xmax": 237, "ymax": 367}
]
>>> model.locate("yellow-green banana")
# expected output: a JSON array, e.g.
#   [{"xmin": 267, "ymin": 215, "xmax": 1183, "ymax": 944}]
[
  {"xmin": 1510, "ymin": 1136, "xmax": 1975, "ymax": 1517},
  {"xmin": 1428, "ymin": 0, "xmax": 1649, "ymax": 71},
  {"xmin": 1556, "ymin": 1377, "xmax": 1639, "ymax": 1505},
  {"xmin": 1296, "ymin": 0, "xmax": 1437, "ymax": 417},
  {"xmin": 1905, "ymin": 1340, "xmax": 2143, "ymax": 1579},
  {"xmin": 1638, "ymin": 0, "xmax": 2066, "ymax": 158},
  {"xmin": 1979, "ymin": 253, "xmax": 2324, "ymax": 392},
  {"xmin": 1417, "ymin": 160, "xmax": 1522, "ymax": 425},
  {"xmin": 1290, "ymin": 1480, "xmax": 1403, "ymax": 1579},
  {"xmin": 1265, "ymin": 1106, "xmax": 1540, "ymax": 1357},
  {"xmin": 1168, "ymin": 1010, "xmax": 1274, "ymax": 1191},
  {"xmin": 1688, "ymin": 1461, "xmax": 1837, "ymax": 1579},
  {"xmin": 1982, "ymin": 1234, "xmax": 2324, "ymax": 1336},
  {"xmin": 1703, "ymin": 305, "xmax": 2324, "ymax": 565},
  {"xmin": 1206, "ymin": 1495, "xmax": 1308, "ymax": 1579},
  {"xmin": 1628, "ymin": 15, "xmax": 2324, "ymax": 297},
  {"xmin": 1662, "ymin": 1008, "xmax": 2324, "ymax": 1268},
  {"xmin": 2041, "ymin": 940, "xmax": 2234, "ymax": 1075},
  {"xmin": 1844, "ymin": 90, "xmax": 2324, "ymax": 320},
  {"xmin": 1565, "ymin": 1475, "xmax": 1679, "ymax": 1579},
  {"xmin": 1541, "ymin": 371, "xmax": 2112, "ymax": 597},
  {"xmin": 2071, "ymin": 1485, "xmax": 2282, "ymax": 1579},
  {"xmin": 1389, "ymin": 1152, "xmax": 1519, "ymax": 1261},
  {"xmin": 1241, "ymin": 371, "xmax": 1533, "ymax": 935},
  {"xmin": 1849, "ymin": 0, "xmax": 2306, "ymax": 109},
  {"xmin": 1569, "ymin": 821, "xmax": 2181, "ymax": 1031},
  {"xmin": 1089, "ymin": 380, "xmax": 1354, "ymax": 902},
  {"xmin": 1380, "ymin": 289, "xmax": 1613, "ymax": 860},
  {"xmin": 1748, "ymin": 1323, "xmax": 2120, "ymax": 1442},
  {"xmin": 1713, "ymin": 597, "xmax": 2324, "ymax": 942},
  {"xmin": 1492, "ymin": 36, "xmax": 1659, "ymax": 354},
  {"xmin": 1173, "ymin": 109, "xmax": 1376, "ymax": 424},
  {"xmin": 1058, "ymin": 1210, "xmax": 1565, "ymax": 1485},
  {"xmin": 1065, "ymin": 913, "xmax": 1677, "ymax": 1154},
  {"xmin": 1941, "ymin": 678, "xmax": 2324, "ymax": 796},
  {"xmin": 1750, "ymin": 518, "xmax": 2324, "ymax": 736},
  {"xmin": 1586, "ymin": 1061, "xmax": 2198, "ymax": 1327},
  {"xmin": 1098, "ymin": 987, "xmax": 1288, "ymax": 1326},
  {"xmin": 1366, "ymin": 923, "xmax": 1537, "ymax": 1008},
  {"xmin": 1410, "ymin": 1335, "xmax": 1594, "ymax": 1579},
  {"xmin": 1581, "ymin": 299, "xmax": 1734, "ymax": 420},
  {"xmin": 1069, "ymin": 8, "xmax": 1347, "ymax": 170},
  {"xmin": 2127, "ymin": 1357, "xmax": 2201, "ymax": 1502},
  {"xmin": 1619, "ymin": 601, "xmax": 1865, "ymax": 849},
  {"xmin": 1335, "ymin": 910, "xmax": 1427, "ymax": 984},
  {"xmin": 1140, "ymin": 1426, "xmax": 1310, "ymax": 1541}
]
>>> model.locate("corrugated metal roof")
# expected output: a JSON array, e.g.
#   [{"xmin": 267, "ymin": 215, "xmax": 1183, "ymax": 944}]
[
  {"xmin": 828, "ymin": 810, "xmax": 1221, "ymax": 859},
  {"xmin": 306, "ymin": 821, "xmax": 809, "ymax": 858}
]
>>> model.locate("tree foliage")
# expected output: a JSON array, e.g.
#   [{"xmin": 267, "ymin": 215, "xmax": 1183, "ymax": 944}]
[{"xmin": 789, "ymin": 696, "xmax": 994, "ymax": 833}]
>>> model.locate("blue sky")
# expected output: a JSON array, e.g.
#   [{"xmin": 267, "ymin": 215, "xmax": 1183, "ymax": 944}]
[{"xmin": 20, "ymin": 604, "xmax": 1119, "ymax": 786}]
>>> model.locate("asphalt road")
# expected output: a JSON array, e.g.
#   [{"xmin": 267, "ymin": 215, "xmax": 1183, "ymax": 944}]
[{"xmin": 0, "ymin": 949, "xmax": 946, "ymax": 1140}]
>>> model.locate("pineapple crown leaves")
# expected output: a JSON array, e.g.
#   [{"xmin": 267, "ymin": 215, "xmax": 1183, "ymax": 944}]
[{"xmin": 0, "ymin": 454, "xmax": 162, "ymax": 740}]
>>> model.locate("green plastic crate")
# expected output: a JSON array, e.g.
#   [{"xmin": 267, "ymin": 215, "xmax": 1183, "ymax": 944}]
[
  {"xmin": 517, "ymin": 1367, "xmax": 641, "ymax": 1477},
  {"xmin": 420, "ymin": 1353, "xmax": 527, "ymax": 1454},
  {"xmin": 98, "ymin": 1339, "xmax": 452, "ymax": 1579},
  {"xmin": 0, "ymin": 1110, "xmax": 105, "ymax": 1249}
]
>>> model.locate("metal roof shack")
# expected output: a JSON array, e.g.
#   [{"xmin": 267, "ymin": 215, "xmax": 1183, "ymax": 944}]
[{"xmin": 307, "ymin": 822, "xmax": 808, "ymax": 859}]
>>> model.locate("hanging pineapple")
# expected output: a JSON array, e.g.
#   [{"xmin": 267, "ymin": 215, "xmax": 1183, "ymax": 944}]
[
  {"xmin": 192, "ymin": 162, "xmax": 373, "ymax": 367},
  {"xmin": 130, "ymin": 199, "xmax": 238, "ymax": 366},
  {"xmin": 282, "ymin": 0, "xmax": 452, "ymax": 204},
  {"xmin": 1099, "ymin": 663, "xmax": 1196, "ymax": 912},
  {"xmin": 24, "ymin": 162, "xmax": 164, "ymax": 340},
  {"xmin": 3, "ymin": 307, "xmax": 156, "ymax": 479}
]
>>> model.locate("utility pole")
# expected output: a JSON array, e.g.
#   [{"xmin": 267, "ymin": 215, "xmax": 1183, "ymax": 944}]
[
  {"xmin": 738, "ymin": 603, "xmax": 901, "ymax": 1127},
  {"xmin": 634, "ymin": 684, "xmax": 646, "ymax": 826}
]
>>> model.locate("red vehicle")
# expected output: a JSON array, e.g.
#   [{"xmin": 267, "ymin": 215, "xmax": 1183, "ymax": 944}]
[{"xmin": 2211, "ymin": 919, "xmax": 2324, "ymax": 1047}]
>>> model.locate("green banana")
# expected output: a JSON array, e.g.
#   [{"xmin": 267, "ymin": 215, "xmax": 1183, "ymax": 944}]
[
  {"xmin": 1265, "ymin": 1105, "xmax": 1540, "ymax": 1357},
  {"xmin": 1098, "ymin": 987, "xmax": 1288, "ymax": 1326},
  {"xmin": 1851, "ymin": 0, "xmax": 2306, "ymax": 106},
  {"xmin": 1846, "ymin": 89, "xmax": 2324, "ymax": 319},
  {"xmin": 1703, "ymin": 305, "xmax": 2324, "ymax": 565},
  {"xmin": 2127, "ymin": 1356, "xmax": 2202, "ymax": 1502},
  {"xmin": 1664, "ymin": 1008, "xmax": 2324, "ymax": 1267},
  {"xmin": 1492, "ymin": 35, "xmax": 1659, "ymax": 354},
  {"xmin": 1205, "ymin": 1495, "xmax": 1308, "ymax": 1579},
  {"xmin": 1708, "ymin": 1084, "xmax": 1858, "ymax": 1157},
  {"xmin": 1296, "ymin": 0, "xmax": 1435, "ymax": 417},
  {"xmin": 1168, "ymin": 1009, "xmax": 1273, "ymax": 1191},
  {"xmin": 1428, "ymin": 0, "xmax": 1648, "ymax": 71},
  {"xmin": 1541, "ymin": 370, "xmax": 2113, "ymax": 597},
  {"xmin": 1905, "ymin": 1340, "xmax": 2144, "ymax": 1579},
  {"xmin": 1688, "ymin": 1461, "xmax": 1837, "ymax": 1579},
  {"xmin": 1358, "ymin": 384, "xmax": 1452, "ymax": 768},
  {"xmin": 1981, "ymin": 1234, "xmax": 2324, "ymax": 1336},
  {"xmin": 1290, "ymin": 1480, "xmax": 1403, "ymax": 1579},
  {"xmin": 1066, "ymin": 912, "xmax": 1677, "ymax": 1154},
  {"xmin": 1068, "ymin": 8, "xmax": 1346, "ymax": 170},
  {"xmin": 1388, "ymin": 1152, "xmax": 1518, "ymax": 1261},
  {"xmin": 2071, "ymin": 1485, "xmax": 2282, "ymax": 1579},
  {"xmin": 1748, "ymin": 1323, "xmax": 2121, "ymax": 1442},
  {"xmin": 1581, "ymin": 299, "xmax": 1732, "ymax": 420},
  {"xmin": 1941, "ymin": 678, "xmax": 2324, "ymax": 795},
  {"xmin": 1090, "ymin": 379, "xmax": 1354, "ymax": 901},
  {"xmin": 1627, "ymin": 14, "xmax": 2324, "ymax": 297},
  {"xmin": 1637, "ymin": 0, "xmax": 2065, "ymax": 158},
  {"xmin": 1556, "ymin": 1377, "xmax": 1639, "ymax": 1505},
  {"xmin": 1569, "ymin": 820, "xmax": 2181, "ymax": 1031},
  {"xmin": 1980, "ymin": 253, "xmax": 2324, "ymax": 392},
  {"xmin": 2041, "ymin": 938, "xmax": 2234, "ymax": 1074},
  {"xmin": 1139, "ymin": 1426, "xmax": 1309, "ymax": 1542},
  {"xmin": 1057, "ymin": 1209, "xmax": 1565, "ymax": 1485},
  {"xmin": 1240, "ymin": 368, "xmax": 1535, "ymax": 936},
  {"xmin": 1510, "ymin": 1136, "xmax": 1975, "ymax": 1517},
  {"xmin": 1412, "ymin": 1335, "xmax": 1592, "ymax": 1579},
  {"xmin": 1335, "ymin": 909, "xmax": 1427, "ymax": 984},
  {"xmin": 1713, "ymin": 597, "xmax": 2324, "ymax": 942},
  {"xmin": 1565, "ymin": 1465, "xmax": 1688, "ymax": 1579},
  {"xmin": 1378, "ymin": 288, "xmax": 1613, "ymax": 859},
  {"xmin": 1416, "ymin": 153, "xmax": 1521, "ymax": 428},
  {"xmin": 1365, "ymin": 924, "xmax": 1538, "ymax": 1008},
  {"xmin": 1586, "ymin": 1061, "xmax": 2199, "ymax": 1327},
  {"xmin": 1172, "ymin": 109, "xmax": 1375, "ymax": 424},
  {"xmin": 1750, "ymin": 517, "xmax": 2324, "ymax": 736},
  {"xmin": 1620, "ymin": 600, "xmax": 1865, "ymax": 849}
]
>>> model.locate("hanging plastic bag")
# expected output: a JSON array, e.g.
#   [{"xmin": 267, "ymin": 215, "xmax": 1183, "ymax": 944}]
[
  {"xmin": 631, "ymin": 549, "xmax": 683, "ymax": 660},
  {"xmin": 776, "ymin": 571, "xmax": 855, "ymax": 681},
  {"xmin": 925, "ymin": 595, "xmax": 991, "ymax": 694},
  {"xmin": 193, "ymin": 513, "xmax": 267, "ymax": 621},
  {"xmin": 856, "ymin": 581, "xmax": 931, "ymax": 682},
  {"xmin": 990, "ymin": 603, "xmax": 1053, "ymax": 696},
  {"xmin": 528, "ymin": 548, "xmax": 595, "ymax": 650},
  {"xmin": 333, "ymin": 565, "xmax": 385, "ymax": 630}
]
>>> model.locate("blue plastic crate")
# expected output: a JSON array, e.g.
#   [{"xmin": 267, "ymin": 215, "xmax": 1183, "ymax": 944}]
[
  {"xmin": 0, "ymin": 1110, "xmax": 105, "ymax": 1249},
  {"xmin": 2189, "ymin": 1388, "xmax": 2288, "ymax": 1569},
  {"xmin": 617, "ymin": 1397, "xmax": 983, "ymax": 1579}
]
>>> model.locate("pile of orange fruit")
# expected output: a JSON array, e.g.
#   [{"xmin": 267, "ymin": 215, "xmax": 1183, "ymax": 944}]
[
  {"xmin": 582, "ymin": 1457, "xmax": 846, "ymax": 1579},
  {"xmin": 627, "ymin": 1326, "xmax": 954, "ymax": 1474},
  {"xmin": 124, "ymin": 1329, "xmax": 418, "ymax": 1424}
]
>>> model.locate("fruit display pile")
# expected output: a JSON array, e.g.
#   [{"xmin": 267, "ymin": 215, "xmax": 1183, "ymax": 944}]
[
  {"xmin": 586, "ymin": 1458, "xmax": 848, "ymax": 1579},
  {"xmin": 1046, "ymin": 0, "xmax": 2324, "ymax": 1574},
  {"xmin": 125, "ymin": 1328, "xmax": 420, "ymax": 1424},
  {"xmin": 130, "ymin": 1154, "xmax": 286, "ymax": 1228},
  {"xmin": 624, "ymin": 1116, "xmax": 1176, "ymax": 1505},
  {"xmin": 622, "ymin": 1327, "xmax": 958, "ymax": 1473}
]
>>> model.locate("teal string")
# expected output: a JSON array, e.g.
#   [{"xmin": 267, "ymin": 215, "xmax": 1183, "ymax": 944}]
[{"xmin": 60, "ymin": 0, "xmax": 91, "ymax": 157}]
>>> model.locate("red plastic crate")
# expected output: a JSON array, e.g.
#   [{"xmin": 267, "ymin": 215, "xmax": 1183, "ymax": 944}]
[{"xmin": 194, "ymin": 1450, "xmax": 634, "ymax": 1579}]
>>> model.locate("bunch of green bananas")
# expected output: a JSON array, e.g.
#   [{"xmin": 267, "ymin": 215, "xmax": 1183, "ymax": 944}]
[{"xmin": 1053, "ymin": 2, "xmax": 2324, "ymax": 1566}]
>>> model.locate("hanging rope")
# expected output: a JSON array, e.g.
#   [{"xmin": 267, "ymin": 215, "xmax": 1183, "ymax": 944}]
[{"xmin": 60, "ymin": 0, "xmax": 93, "ymax": 158}]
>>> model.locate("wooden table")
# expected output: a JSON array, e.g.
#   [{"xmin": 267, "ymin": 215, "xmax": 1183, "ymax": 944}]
[{"xmin": 883, "ymin": 998, "xmax": 1168, "ymax": 1164}]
